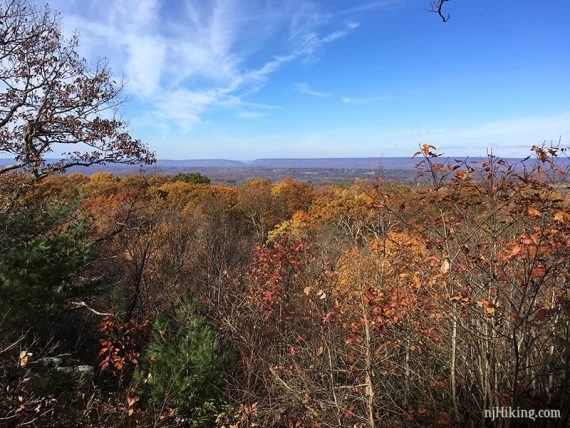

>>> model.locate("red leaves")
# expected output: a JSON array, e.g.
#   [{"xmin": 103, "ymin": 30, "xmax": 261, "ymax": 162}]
[
  {"xmin": 321, "ymin": 311, "xmax": 334, "ymax": 323},
  {"xmin": 530, "ymin": 264, "xmax": 546, "ymax": 279},
  {"xmin": 534, "ymin": 308, "xmax": 556, "ymax": 322},
  {"xmin": 97, "ymin": 316, "xmax": 150, "ymax": 375},
  {"xmin": 247, "ymin": 238, "xmax": 316, "ymax": 320},
  {"xmin": 413, "ymin": 144, "xmax": 439, "ymax": 158},
  {"xmin": 127, "ymin": 395, "xmax": 140, "ymax": 416}
]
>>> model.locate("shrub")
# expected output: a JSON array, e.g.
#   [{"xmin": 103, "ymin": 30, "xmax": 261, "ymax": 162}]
[
  {"xmin": 172, "ymin": 172, "xmax": 211, "ymax": 185},
  {"xmin": 0, "ymin": 194, "xmax": 93, "ymax": 329},
  {"xmin": 135, "ymin": 299, "xmax": 232, "ymax": 425}
]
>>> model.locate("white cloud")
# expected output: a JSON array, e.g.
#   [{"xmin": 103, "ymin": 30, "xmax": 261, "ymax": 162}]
[
  {"xmin": 293, "ymin": 82, "xmax": 329, "ymax": 97},
  {"xmin": 124, "ymin": 36, "xmax": 166, "ymax": 97},
  {"xmin": 341, "ymin": 96, "xmax": 378, "ymax": 105},
  {"xmin": 49, "ymin": 0, "xmax": 364, "ymax": 133},
  {"xmin": 152, "ymin": 88, "xmax": 220, "ymax": 133},
  {"xmin": 173, "ymin": 112, "xmax": 570, "ymax": 158},
  {"xmin": 238, "ymin": 111, "xmax": 267, "ymax": 119},
  {"xmin": 420, "ymin": 112, "xmax": 570, "ymax": 155},
  {"xmin": 339, "ymin": 112, "xmax": 570, "ymax": 157},
  {"xmin": 335, "ymin": 0, "xmax": 402, "ymax": 17}
]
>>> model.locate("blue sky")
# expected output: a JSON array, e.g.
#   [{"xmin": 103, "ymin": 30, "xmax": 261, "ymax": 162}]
[{"xmin": 45, "ymin": 0, "xmax": 570, "ymax": 159}]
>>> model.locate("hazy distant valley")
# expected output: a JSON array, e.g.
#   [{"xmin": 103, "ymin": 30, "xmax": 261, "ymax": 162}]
[{"xmin": 0, "ymin": 157, "xmax": 541, "ymax": 185}]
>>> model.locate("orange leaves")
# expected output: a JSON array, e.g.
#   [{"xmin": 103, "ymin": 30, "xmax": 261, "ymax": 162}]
[
  {"xmin": 127, "ymin": 395, "xmax": 140, "ymax": 416},
  {"xmin": 15, "ymin": 395, "xmax": 26, "ymax": 414},
  {"xmin": 554, "ymin": 210, "xmax": 569, "ymax": 223},
  {"xmin": 455, "ymin": 169, "xmax": 469, "ymax": 181},
  {"xmin": 450, "ymin": 294, "xmax": 470, "ymax": 303},
  {"xmin": 413, "ymin": 144, "xmax": 439, "ymax": 158},
  {"xmin": 531, "ymin": 145, "xmax": 550, "ymax": 162},
  {"xmin": 527, "ymin": 207, "xmax": 542, "ymax": 217},
  {"xmin": 477, "ymin": 300, "xmax": 496, "ymax": 317},
  {"xmin": 321, "ymin": 311, "xmax": 334, "ymax": 323},
  {"xmin": 509, "ymin": 244, "xmax": 522, "ymax": 258},
  {"xmin": 530, "ymin": 264, "xmax": 546, "ymax": 279},
  {"xmin": 399, "ymin": 272, "xmax": 422, "ymax": 288}
]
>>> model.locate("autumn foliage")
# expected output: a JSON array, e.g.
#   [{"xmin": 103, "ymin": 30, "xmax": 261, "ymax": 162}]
[{"xmin": 0, "ymin": 145, "xmax": 569, "ymax": 426}]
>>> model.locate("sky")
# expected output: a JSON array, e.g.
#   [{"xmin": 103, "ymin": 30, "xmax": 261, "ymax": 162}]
[{"xmin": 42, "ymin": 0, "xmax": 570, "ymax": 159}]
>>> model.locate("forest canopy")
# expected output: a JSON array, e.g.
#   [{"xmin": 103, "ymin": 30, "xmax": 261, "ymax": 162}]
[{"xmin": 1, "ymin": 145, "xmax": 568, "ymax": 426}]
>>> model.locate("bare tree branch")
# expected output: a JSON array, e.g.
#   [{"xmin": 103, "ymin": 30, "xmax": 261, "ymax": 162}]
[
  {"xmin": 428, "ymin": 0, "xmax": 450, "ymax": 22},
  {"xmin": 68, "ymin": 301, "xmax": 113, "ymax": 317}
]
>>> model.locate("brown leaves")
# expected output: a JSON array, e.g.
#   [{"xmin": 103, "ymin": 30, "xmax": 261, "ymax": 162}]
[
  {"xmin": 413, "ymin": 144, "xmax": 439, "ymax": 158},
  {"xmin": 554, "ymin": 210, "xmax": 569, "ymax": 223},
  {"xmin": 440, "ymin": 258, "xmax": 450, "ymax": 274},
  {"xmin": 451, "ymin": 294, "xmax": 470, "ymax": 303},
  {"xmin": 18, "ymin": 351, "xmax": 32, "ymax": 367},
  {"xmin": 127, "ymin": 395, "xmax": 140, "ymax": 416},
  {"xmin": 98, "ymin": 316, "xmax": 150, "ymax": 375},
  {"xmin": 477, "ymin": 300, "xmax": 496, "ymax": 316},
  {"xmin": 530, "ymin": 264, "xmax": 546, "ymax": 279},
  {"xmin": 527, "ymin": 207, "xmax": 542, "ymax": 217},
  {"xmin": 455, "ymin": 170, "xmax": 469, "ymax": 181}
]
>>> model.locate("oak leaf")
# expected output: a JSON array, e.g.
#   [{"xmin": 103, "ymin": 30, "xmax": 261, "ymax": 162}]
[
  {"xmin": 554, "ymin": 210, "xmax": 568, "ymax": 223},
  {"xmin": 527, "ymin": 207, "xmax": 542, "ymax": 217}
]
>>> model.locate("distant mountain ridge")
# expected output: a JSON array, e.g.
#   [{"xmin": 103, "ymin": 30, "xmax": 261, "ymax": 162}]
[
  {"xmin": 250, "ymin": 158, "xmax": 417, "ymax": 169},
  {"xmin": 157, "ymin": 159, "xmax": 245, "ymax": 168},
  {"xmin": 1, "ymin": 157, "xmax": 564, "ymax": 174}
]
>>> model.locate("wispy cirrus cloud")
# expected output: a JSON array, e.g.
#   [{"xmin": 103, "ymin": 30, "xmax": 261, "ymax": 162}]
[
  {"xmin": 238, "ymin": 111, "xmax": 268, "ymax": 120},
  {"xmin": 341, "ymin": 96, "xmax": 380, "ymax": 105},
  {"xmin": 46, "ymin": 0, "xmax": 374, "ymax": 133},
  {"xmin": 334, "ymin": 0, "xmax": 402, "ymax": 17},
  {"xmin": 293, "ymin": 82, "xmax": 330, "ymax": 97}
]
